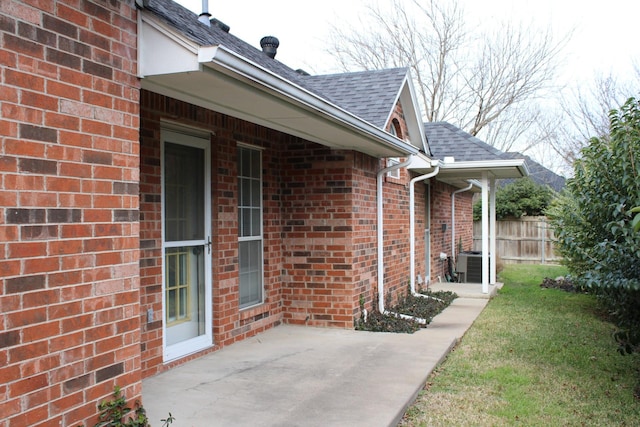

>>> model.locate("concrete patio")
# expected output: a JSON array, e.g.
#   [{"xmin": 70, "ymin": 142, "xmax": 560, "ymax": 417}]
[
  {"xmin": 143, "ymin": 286, "xmax": 498, "ymax": 427},
  {"xmin": 429, "ymin": 280, "xmax": 503, "ymax": 299}
]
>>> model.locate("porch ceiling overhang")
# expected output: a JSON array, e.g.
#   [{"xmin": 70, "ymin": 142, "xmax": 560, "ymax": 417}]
[
  {"xmin": 408, "ymin": 157, "xmax": 529, "ymax": 190},
  {"xmin": 138, "ymin": 14, "xmax": 419, "ymax": 158}
]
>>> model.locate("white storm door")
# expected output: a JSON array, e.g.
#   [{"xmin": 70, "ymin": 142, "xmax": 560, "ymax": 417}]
[{"xmin": 162, "ymin": 131, "xmax": 212, "ymax": 361}]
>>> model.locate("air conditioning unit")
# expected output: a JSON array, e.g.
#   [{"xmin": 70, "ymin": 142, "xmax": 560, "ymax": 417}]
[{"xmin": 456, "ymin": 251, "xmax": 487, "ymax": 283}]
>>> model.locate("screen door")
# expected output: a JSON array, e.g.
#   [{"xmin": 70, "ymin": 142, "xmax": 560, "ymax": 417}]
[{"xmin": 162, "ymin": 130, "xmax": 211, "ymax": 361}]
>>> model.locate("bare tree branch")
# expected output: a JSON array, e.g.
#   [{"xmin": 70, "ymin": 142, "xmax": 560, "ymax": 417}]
[
  {"xmin": 539, "ymin": 72, "xmax": 637, "ymax": 167},
  {"xmin": 326, "ymin": 0, "xmax": 569, "ymax": 152}
]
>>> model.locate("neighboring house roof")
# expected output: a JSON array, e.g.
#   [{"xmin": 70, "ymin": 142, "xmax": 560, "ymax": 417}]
[
  {"xmin": 424, "ymin": 121, "xmax": 565, "ymax": 191},
  {"xmin": 499, "ymin": 152, "xmax": 566, "ymax": 192},
  {"xmin": 424, "ymin": 122, "xmax": 503, "ymax": 161},
  {"xmin": 306, "ymin": 68, "xmax": 409, "ymax": 129},
  {"xmin": 140, "ymin": 0, "xmax": 428, "ymax": 157}
]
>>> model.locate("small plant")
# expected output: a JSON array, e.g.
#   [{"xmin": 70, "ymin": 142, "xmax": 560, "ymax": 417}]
[
  {"xmin": 93, "ymin": 386, "xmax": 174, "ymax": 427},
  {"xmin": 355, "ymin": 286, "xmax": 457, "ymax": 333}
]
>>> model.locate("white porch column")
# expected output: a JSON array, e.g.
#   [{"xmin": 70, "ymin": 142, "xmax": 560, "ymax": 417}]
[
  {"xmin": 481, "ymin": 172, "xmax": 489, "ymax": 294},
  {"xmin": 490, "ymin": 177, "xmax": 497, "ymax": 284}
]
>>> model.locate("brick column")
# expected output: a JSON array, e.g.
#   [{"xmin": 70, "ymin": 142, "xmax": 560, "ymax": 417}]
[{"xmin": 0, "ymin": 1, "xmax": 141, "ymax": 426}]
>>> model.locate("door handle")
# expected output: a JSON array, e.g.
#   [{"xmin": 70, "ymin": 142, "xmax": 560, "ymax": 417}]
[{"xmin": 206, "ymin": 236, "xmax": 212, "ymax": 254}]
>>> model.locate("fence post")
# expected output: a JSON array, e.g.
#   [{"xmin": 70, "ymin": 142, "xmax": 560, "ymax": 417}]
[{"xmin": 541, "ymin": 217, "xmax": 546, "ymax": 264}]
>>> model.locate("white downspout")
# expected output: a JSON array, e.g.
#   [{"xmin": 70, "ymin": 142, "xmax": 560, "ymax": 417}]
[
  {"xmin": 409, "ymin": 165, "xmax": 440, "ymax": 296},
  {"xmin": 451, "ymin": 182, "xmax": 473, "ymax": 264},
  {"xmin": 377, "ymin": 156, "xmax": 413, "ymax": 315}
]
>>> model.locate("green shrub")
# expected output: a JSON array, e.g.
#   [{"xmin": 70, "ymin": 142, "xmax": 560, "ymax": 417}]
[
  {"xmin": 473, "ymin": 177, "xmax": 555, "ymax": 221},
  {"xmin": 547, "ymin": 97, "xmax": 640, "ymax": 354},
  {"xmin": 91, "ymin": 386, "xmax": 174, "ymax": 427}
]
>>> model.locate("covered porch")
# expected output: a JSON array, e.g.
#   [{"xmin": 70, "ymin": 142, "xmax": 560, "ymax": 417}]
[{"xmin": 408, "ymin": 155, "xmax": 528, "ymax": 294}]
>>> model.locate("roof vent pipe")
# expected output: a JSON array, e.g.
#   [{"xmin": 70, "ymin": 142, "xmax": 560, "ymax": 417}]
[
  {"xmin": 260, "ymin": 36, "xmax": 279, "ymax": 58},
  {"xmin": 198, "ymin": 0, "xmax": 211, "ymax": 26}
]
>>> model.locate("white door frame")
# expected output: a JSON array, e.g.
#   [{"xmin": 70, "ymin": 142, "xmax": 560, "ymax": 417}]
[{"xmin": 161, "ymin": 129, "xmax": 212, "ymax": 362}]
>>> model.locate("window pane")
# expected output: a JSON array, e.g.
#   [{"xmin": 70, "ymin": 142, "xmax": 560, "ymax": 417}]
[
  {"xmin": 249, "ymin": 238, "xmax": 260, "ymax": 262},
  {"xmin": 241, "ymin": 209, "xmax": 251, "ymax": 237},
  {"xmin": 250, "ymin": 150, "xmax": 260, "ymax": 177},
  {"xmin": 239, "ymin": 240, "xmax": 249, "ymax": 269},
  {"xmin": 238, "ymin": 147, "xmax": 263, "ymax": 308},
  {"xmin": 251, "ymin": 179, "xmax": 260, "ymax": 206},
  {"xmin": 239, "ymin": 240, "xmax": 262, "ymax": 307},
  {"xmin": 164, "ymin": 143, "xmax": 204, "ymax": 241},
  {"xmin": 241, "ymin": 179, "xmax": 251, "ymax": 206},
  {"xmin": 240, "ymin": 148, "xmax": 250, "ymax": 176},
  {"xmin": 167, "ymin": 289, "xmax": 176, "ymax": 321},
  {"xmin": 251, "ymin": 208, "xmax": 261, "ymax": 236},
  {"xmin": 165, "ymin": 245, "xmax": 206, "ymax": 345}
]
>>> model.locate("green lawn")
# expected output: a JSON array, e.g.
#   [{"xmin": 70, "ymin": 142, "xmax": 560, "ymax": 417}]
[{"xmin": 400, "ymin": 264, "xmax": 640, "ymax": 426}]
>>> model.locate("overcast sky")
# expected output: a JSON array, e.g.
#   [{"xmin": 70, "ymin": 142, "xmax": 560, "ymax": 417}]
[
  {"xmin": 173, "ymin": 0, "xmax": 639, "ymax": 174},
  {"xmin": 174, "ymin": 0, "xmax": 640, "ymax": 80}
]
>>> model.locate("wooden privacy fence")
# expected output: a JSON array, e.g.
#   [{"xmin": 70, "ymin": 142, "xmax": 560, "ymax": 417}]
[{"xmin": 472, "ymin": 216, "xmax": 562, "ymax": 264}]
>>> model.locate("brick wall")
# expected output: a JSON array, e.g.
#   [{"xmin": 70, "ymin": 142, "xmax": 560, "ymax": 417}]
[
  {"xmin": 0, "ymin": 1, "xmax": 140, "ymax": 426},
  {"xmin": 138, "ymin": 91, "xmax": 436, "ymax": 373},
  {"xmin": 280, "ymin": 146, "xmax": 363, "ymax": 328},
  {"xmin": 429, "ymin": 180, "xmax": 474, "ymax": 282},
  {"xmin": 139, "ymin": 91, "xmax": 289, "ymax": 376}
]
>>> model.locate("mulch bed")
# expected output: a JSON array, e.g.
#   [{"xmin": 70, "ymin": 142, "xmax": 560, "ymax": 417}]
[
  {"xmin": 540, "ymin": 276, "xmax": 580, "ymax": 292},
  {"xmin": 356, "ymin": 290, "xmax": 458, "ymax": 333}
]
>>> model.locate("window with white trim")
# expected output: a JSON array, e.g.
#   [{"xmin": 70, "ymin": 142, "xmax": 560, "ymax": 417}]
[
  {"xmin": 237, "ymin": 146, "xmax": 263, "ymax": 308},
  {"xmin": 387, "ymin": 157, "xmax": 400, "ymax": 179},
  {"xmin": 387, "ymin": 120, "xmax": 402, "ymax": 178}
]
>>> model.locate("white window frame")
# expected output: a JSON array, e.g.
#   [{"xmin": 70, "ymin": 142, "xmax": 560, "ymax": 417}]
[
  {"xmin": 387, "ymin": 157, "xmax": 401, "ymax": 179},
  {"xmin": 237, "ymin": 144, "xmax": 264, "ymax": 309},
  {"xmin": 386, "ymin": 121, "xmax": 401, "ymax": 179}
]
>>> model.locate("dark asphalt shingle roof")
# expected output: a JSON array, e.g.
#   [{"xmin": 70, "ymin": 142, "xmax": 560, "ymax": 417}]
[
  {"xmin": 144, "ymin": 0, "xmax": 308, "ymax": 88},
  {"xmin": 305, "ymin": 68, "xmax": 407, "ymax": 128},
  {"xmin": 145, "ymin": 0, "xmax": 408, "ymax": 129},
  {"xmin": 499, "ymin": 152, "xmax": 566, "ymax": 192},
  {"xmin": 425, "ymin": 122, "xmax": 566, "ymax": 191},
  {"xmin": 424, "ymin": 122, "xmax": 503, "ymax": 161}
]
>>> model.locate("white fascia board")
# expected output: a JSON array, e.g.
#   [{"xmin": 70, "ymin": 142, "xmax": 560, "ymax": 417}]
[
  {"xmin": 197, "ymin": 45, "xmax": 419, "ymax": 157},
  {"xmin": 400, "ymin": 73, "xmax": 429, "ymax": 153},
  {"xmin": 439, "ymin": 158, "xmax": 530, "ymax": 178},
  {"xmin": 139, "ymin": 14, "xmax": 202, "ymax": 76},
  {"xmin": 382, "ymin": 71, "xmax": 429, "ymax": 154},
  {"xmin": 406, "ymin": 152, "xmax": 438, "ymax": 169}
]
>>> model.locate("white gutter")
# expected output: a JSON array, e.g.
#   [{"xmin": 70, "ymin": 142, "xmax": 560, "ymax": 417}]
[
  {"xmin": 198, "ymin": 45, "xmax": 420, "ymax": 156},
  {"xmin": 451, "ymin": 182, "xmax": 474, "ymax": 264},
  {"xmin": 437, "ymin": 159, "xmax": 529, "ymax": 177},
  {"xmin": 409, "ymin": 163, "xmax": 440, "ymax": 297},
  {"xmin": 139, "ymin": 13, "xmax": 420, "ymax": 157}
]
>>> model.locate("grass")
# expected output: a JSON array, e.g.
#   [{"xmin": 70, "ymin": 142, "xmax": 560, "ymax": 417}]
[{"xmin": 399, "ymin": 264, "xmax": 640, "ymax": 426}]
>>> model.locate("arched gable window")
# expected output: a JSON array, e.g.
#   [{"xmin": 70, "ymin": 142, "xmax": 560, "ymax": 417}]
[
  {"xmin": 389, "ymin": 119, "xmax": 402, "ymax": 139},
  {"xmin": 387, "ymin": 119, "xmax": 403, "ymax": 179}
]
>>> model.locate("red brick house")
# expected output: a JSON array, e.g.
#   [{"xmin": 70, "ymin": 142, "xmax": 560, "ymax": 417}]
[{"xmin": 0, "ymin": 0, "xmax": 526, "ymax": 425}]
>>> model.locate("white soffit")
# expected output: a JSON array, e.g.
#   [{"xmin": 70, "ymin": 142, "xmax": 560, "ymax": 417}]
[{"xmin": 139, "ymin": 14, "xmax": 419, "ymax": 158}]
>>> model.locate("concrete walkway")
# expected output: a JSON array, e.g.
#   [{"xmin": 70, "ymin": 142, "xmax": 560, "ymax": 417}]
[{"xmin": 143, "ymin": 295, "xmax": 492, "ymax": 427}]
